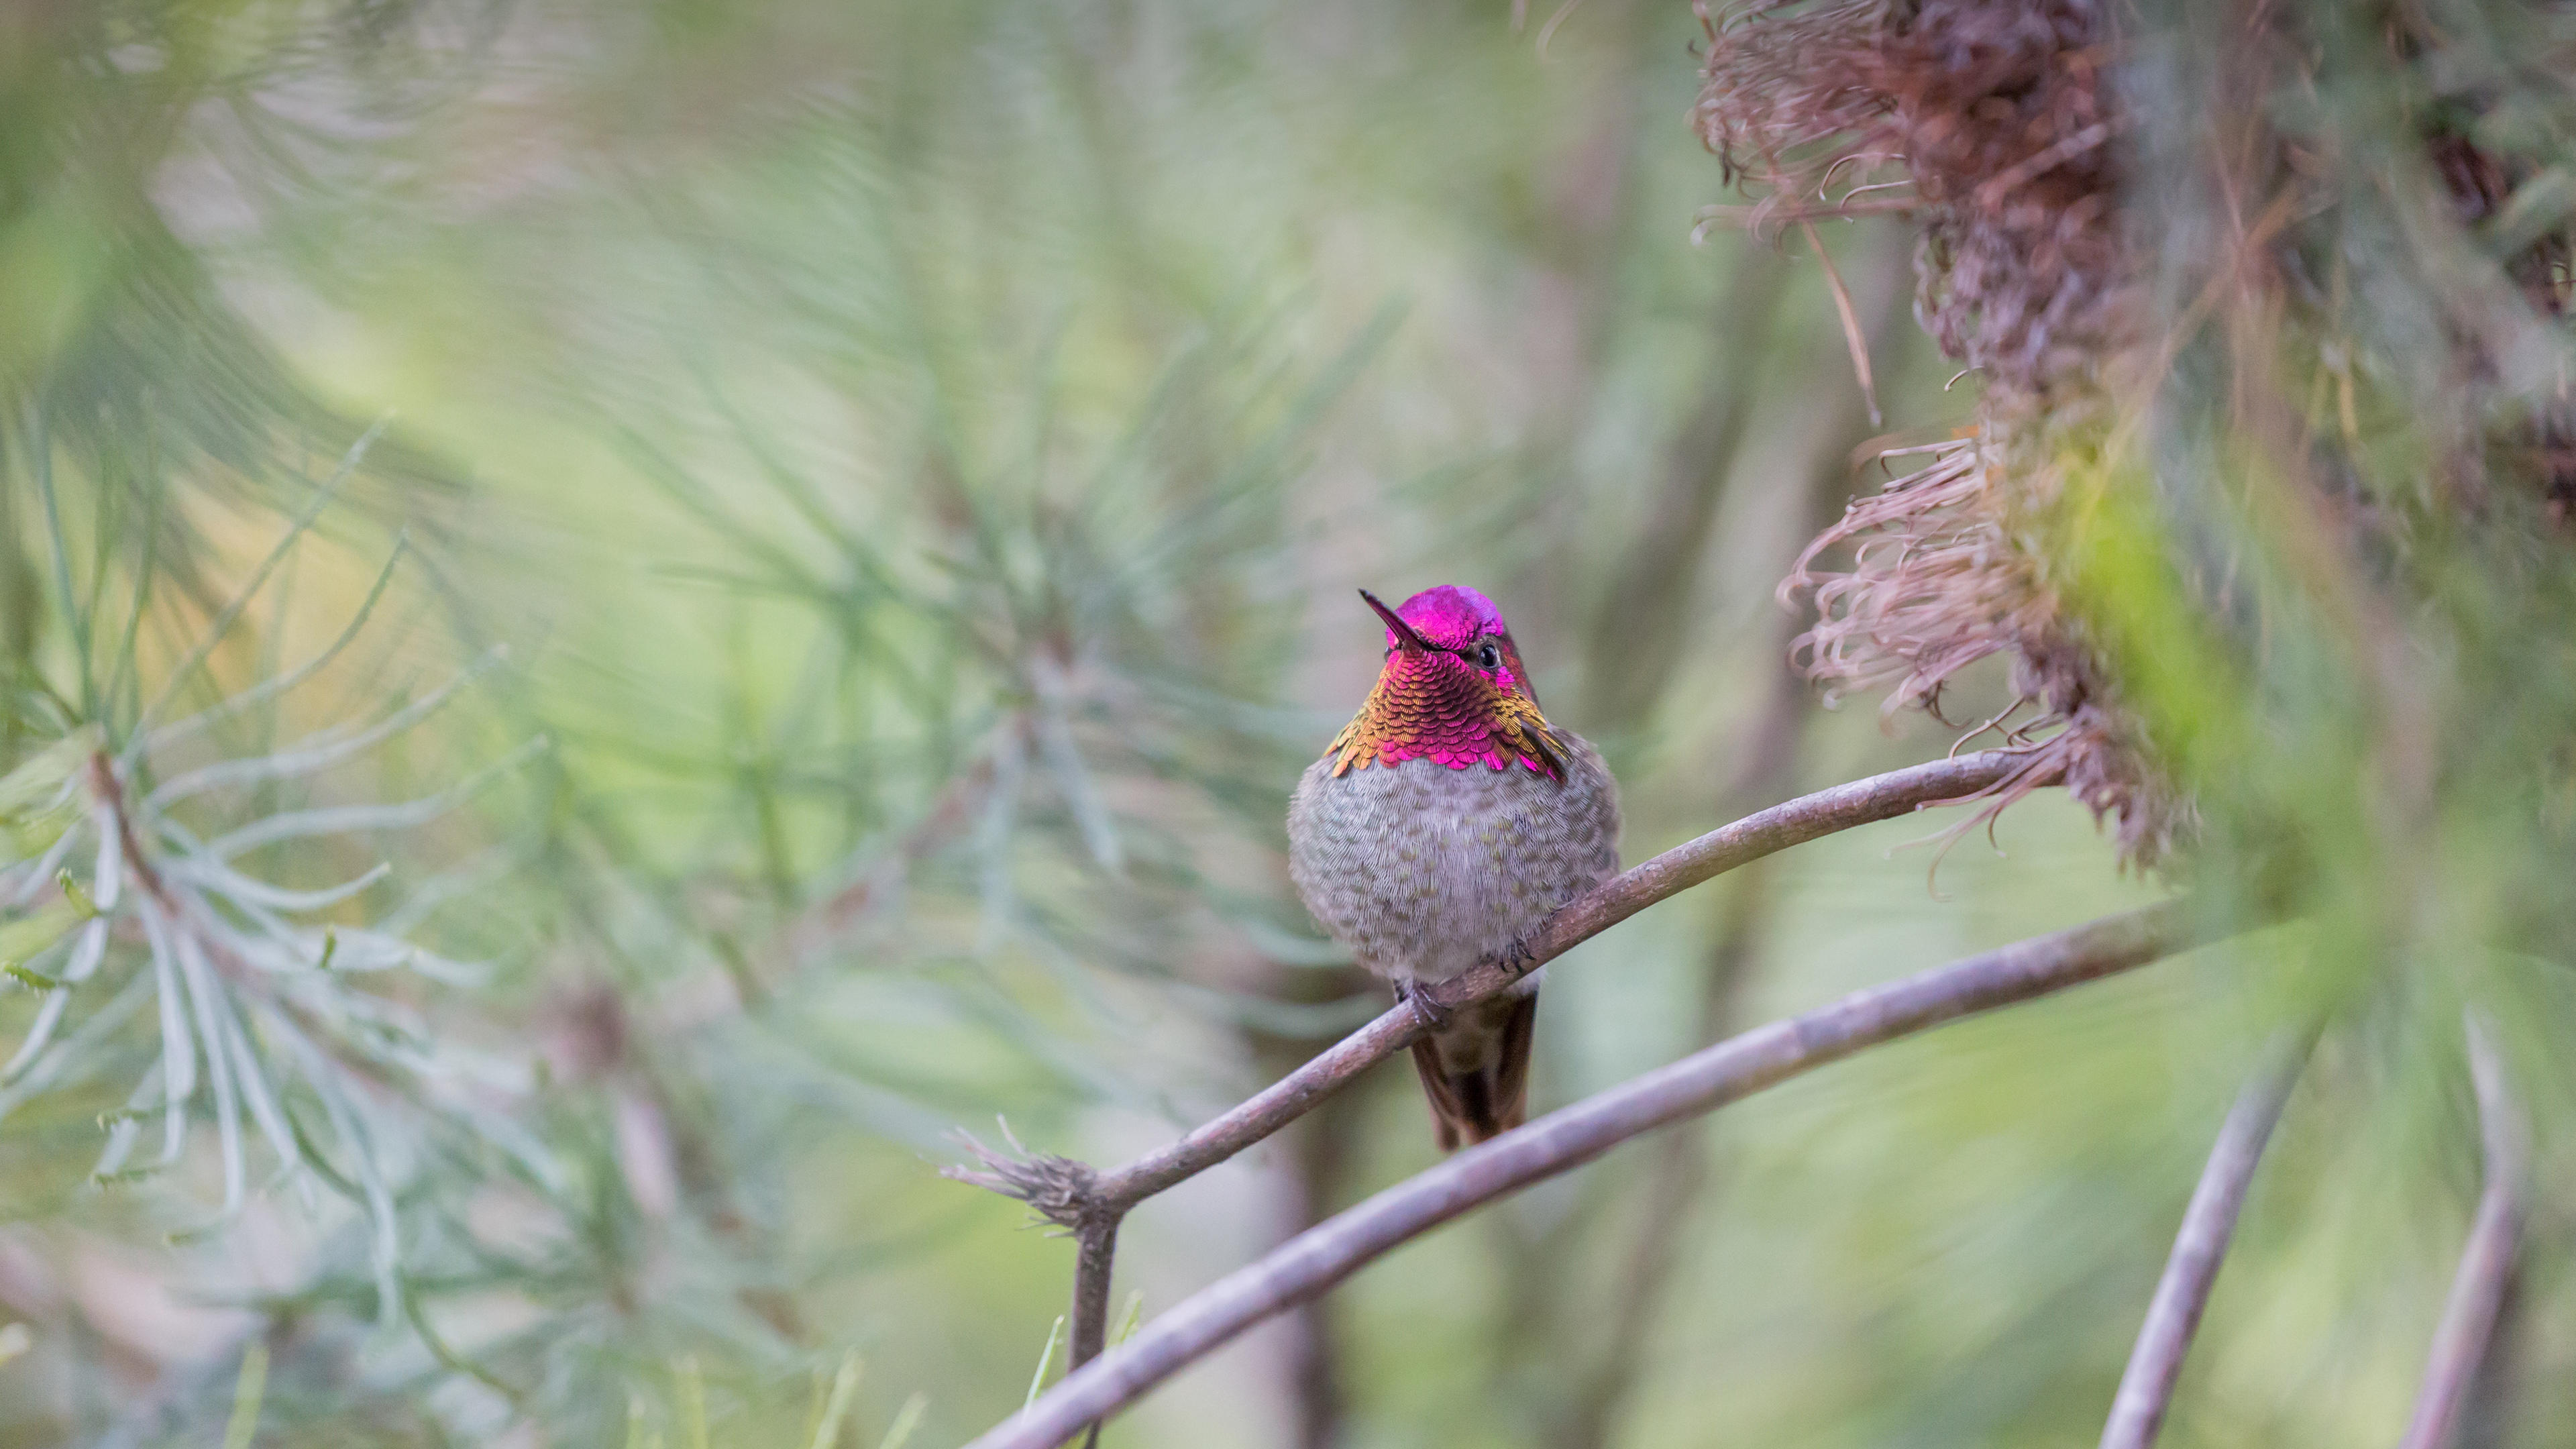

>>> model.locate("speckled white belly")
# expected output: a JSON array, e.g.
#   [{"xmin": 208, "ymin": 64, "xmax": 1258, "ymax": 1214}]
[{"xmin": 1286, "ymin": 742, "xmax": 1619, "ymax": 985}]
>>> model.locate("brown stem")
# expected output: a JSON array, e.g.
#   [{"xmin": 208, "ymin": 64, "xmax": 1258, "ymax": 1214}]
[
  {"xmin": 2097, "ymin": 1026, "xmax": 2316, "ymax": 1449},
  {"xmin": 1549, "ymin": 861, "xmax": 1770, "ymax": 1449},
  {"xmin": 1066, "ymin": 1215, "xmax": 1121, "ymax": 1369},
  {"xmin": 2396, "ymin": 1012, "xmax": 2527, "ymax": 1449},
  {"xmin": 1065, "ymin": 1208, "xmax": 1122, "ymax": 1449},
  {"xmin": 1551, "ymin": 229, "xmax": 1919, "ymax": 1444},
  {"xmin": 1275, "ymin": 1128, "xmax": 1355, "ymax": 1449},
  {"xmin": 1114, "ymin": 751, "xmax": 2020, "ymax": 1201},
  {"xmin": 1243, "ymin": 964, "xmax": 1373, "ymax": 1449},
  {"xmin": 945, "ymin": 751, "xmax": 2034, "ymax": 1367},
  {"xmin": 87, "ymin": 751, "xmax": 172, "ymax": 904},
  {"xmin": 971, "ymin": 901, "xmax": 2212, "ymax": 1449}
]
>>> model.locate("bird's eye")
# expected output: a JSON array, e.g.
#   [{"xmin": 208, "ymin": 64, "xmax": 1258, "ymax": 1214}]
[{"xmin": 1475, "ymin": 643, "xmax": 1501, "ymax": 669}]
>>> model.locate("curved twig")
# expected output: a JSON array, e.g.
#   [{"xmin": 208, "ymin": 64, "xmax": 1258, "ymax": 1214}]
[
  {"xmin": 973, "ymin": 901, "xmax": 2210, "ymax": 1449},
  {"xmin": 947, "ymin": 751, "xmax": 2035, "ymax": 1385},
  {"xmin": 2098, "ymin": 1024, "xmax": 2318, "ymax": 1449},
  {"xmin": 991, "ymin": 751, "xmax": 2027, "ymax": 1211},
  {"xmin": 2396, "ymin": 1011, "xmax": 2528, "ymax": 1449}
]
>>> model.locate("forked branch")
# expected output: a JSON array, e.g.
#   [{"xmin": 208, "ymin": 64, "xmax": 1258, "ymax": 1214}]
[
  {"xmin": 973, "ymin": 900, "xmax": 2213, "ymax": 1449},
  {"xmin": 947, "ymin": 751, "xmax": 2031, "ymax": 1373},
  {"xmin": 2396, "ymin": 1012, "xmax": 2528, "ymax": 1449},
  {"xmin": 1107, "ymin": 749, "xmax": 2025, "ymax": 1205},
  {"xmin": 2099, "ymin": 1025, "xmax": 2317, "ymax": 1449}
]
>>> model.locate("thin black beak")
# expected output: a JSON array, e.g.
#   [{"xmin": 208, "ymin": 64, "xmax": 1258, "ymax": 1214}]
[{"xmin": 1359, "ymin": 588, "xmax": 1434, "ymax": 653}]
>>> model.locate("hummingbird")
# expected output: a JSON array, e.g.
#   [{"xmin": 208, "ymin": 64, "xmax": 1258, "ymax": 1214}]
[{"xmin": 1287, "ymin": 585, "xmax": 1621, "ymax": 1150}]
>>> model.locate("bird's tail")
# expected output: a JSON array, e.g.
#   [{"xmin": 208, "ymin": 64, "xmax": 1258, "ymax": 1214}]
[{"xmin": 1407, "ymin": 987, "xmax": 1539, "ymax": 1152}]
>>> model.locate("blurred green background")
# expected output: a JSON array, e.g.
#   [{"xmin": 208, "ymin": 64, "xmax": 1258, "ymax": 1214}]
[{"xmin": 1, "ymin": 2, "xmax": 2569, "ymax": 1447}]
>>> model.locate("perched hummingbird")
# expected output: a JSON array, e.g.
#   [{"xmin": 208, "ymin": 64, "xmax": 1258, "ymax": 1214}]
[{"xmin": 1287, "ymin": 585, "xmax": 1621, "ymax": 1150}]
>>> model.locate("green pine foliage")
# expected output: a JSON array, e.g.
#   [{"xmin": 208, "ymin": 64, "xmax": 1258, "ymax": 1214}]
[{"xmin": 0, "ymin": 2, "xmax": 2570, "ymax": 1448}]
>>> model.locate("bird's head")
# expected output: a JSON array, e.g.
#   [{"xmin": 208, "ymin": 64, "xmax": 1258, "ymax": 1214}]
[
  {"xmin": 1360, "ymin": 585, "xmax": 1540, "ymax": 708},
  {"xmin": 1326, "ymin": 585, "xmax": 1564, "ymax": 779}
]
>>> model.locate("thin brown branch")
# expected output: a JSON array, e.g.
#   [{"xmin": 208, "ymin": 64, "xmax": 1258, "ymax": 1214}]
[
  {"xmin": 1242, "ymin": 966, "xmax": 1373, "ymax": 1449},
  {"xmin": 1110, "ymin": 751, "xmax": 2023, "ymax": 1203},
  {"xmin": 1066, "ymin": 1218, "xmax": 1118, "ymax": 1386},
  {"xmin": 945, "ymin": 751, "xmax": 2033, "ymax": 1390},
  {"xmin": 2396, "ymin": 1012, "xmax": 2528, "ymax": 1449},
  {"xmin": 2098, "ymin": 1025, "xmax": 2317, "ymax": 1449},
  {"xmin": 1550, "ymin": 328, "xmax": 1892, "ymax": 1441},
  {"xmin": 971, "ymin": 900, "xmax": 2213, "ymax": 1449},
  {"xmin": 951, "ymin": 1128, "xmax": 1125, "ymax": 1441},
  {"xmin": 1552, "ymin": 860, "xmax": 1770, "ymax": 1449}
]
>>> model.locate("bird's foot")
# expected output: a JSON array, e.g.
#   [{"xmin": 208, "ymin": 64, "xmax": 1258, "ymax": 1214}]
[
  {"xmin": 1499, "ymin": 936, "xmax": 1538, "ymax": 979},
  {"xmin": 1396, "ymin": 979, "xmax": 1449, "ymax": 1033}
]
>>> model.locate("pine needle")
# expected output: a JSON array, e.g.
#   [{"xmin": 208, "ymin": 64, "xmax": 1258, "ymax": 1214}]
[
  {"xmin": 222, "ymin": 1342, "xmax": 268, "ymax": 1449},
  {"xmin": 875, "ymin": 1393, "xmax": 930, "ymax": 1449},
  {"xmin": 808, "ymin": 1352, "xmax": 863, "ymax": 1449},
  {"xmin": 1022, "ymin": 1315, "xmax": 1066, "ymax": 1413},
  {"xmin": 674, "ymin": 1356, "xmax": 709, "ymax": 1449},
  {"xmin": 134, "ymin": 416, "xmax": 388, "ymax": 735}
]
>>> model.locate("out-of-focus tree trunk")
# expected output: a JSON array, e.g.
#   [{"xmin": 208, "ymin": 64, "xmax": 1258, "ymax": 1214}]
[
  {"xmin": 1248, "ymin": 961, "xmax": 1376, "ymax": 1449},
  {"xmin": 1577, "ymin": 244, "xmax": 1790, "ymax": 737},
  {"xmin": 1479, "ymin": 227, "xmax": 1917, "ymax": 1448}
]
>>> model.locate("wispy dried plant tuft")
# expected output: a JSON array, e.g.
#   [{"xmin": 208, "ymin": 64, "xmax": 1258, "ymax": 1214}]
[
  {"xmin": 946, "ymin": 1123, "xmax": 1102, "ymax": 1232},
  {"xmin": 1706, "ymin": 0, "xmax": 2178, "ymax": 863},
  {"xmin": 1712, "ymin": 0, "xmax": 2576, "ymax": 871}
]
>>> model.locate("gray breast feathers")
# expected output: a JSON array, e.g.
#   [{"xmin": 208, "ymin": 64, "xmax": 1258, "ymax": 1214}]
[{"xmin": 1285, "ymin": 739, "xmax": 1619, "ymax": 985}]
